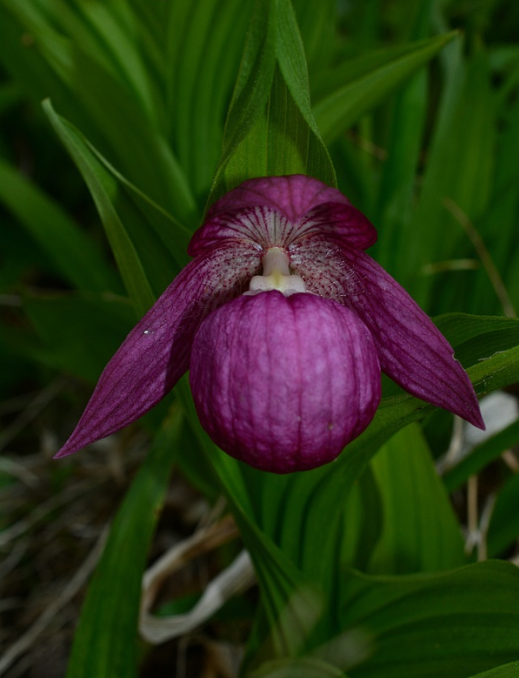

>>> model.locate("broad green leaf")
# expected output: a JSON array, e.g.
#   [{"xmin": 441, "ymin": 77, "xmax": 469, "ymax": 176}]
[
  {"xmin": 251, "ymin": 657, "xmax": 345, "ymax": 678},
  {"xmin": 65, "ymin": 410, "xmax": 181, "ymax": 678},
  {"xmin": 23, "ymin": 292, "xmax": 134, "ymax": 383},
  {"xmin": 488, "ymin": 472, "xmax": 519, "ymax": 558},
  {"xmin": 225, "ymin": 64, "xmax": 334, "ymax": 187},
  {"xmin": 0, "ymin": 158, "xmax": 121, "ymax": 294},
  {"xmin": 339, "ymin": 465, "xmax": 383, "ymax": 572},
  {"xmin": 368, "ymin": 423, "xmax": 465, "ymax": 574},
  {"xmin": 314, "ymin": 32, "xmax": 457, "ymax": 144},
  {"xmin": 435, "ymin": 314, "xmax": 519, "ymax": 371},
  {"xmin": 468, "ymin": 663, "xmax": 519, "ymax": 678},
  {"xmin": 223, "ymin": 67, "xmax": 308, "ymax": 184},
  {"xmin": 211, "ymin": 0, "xmax": 335, "ymax": 203},
  {"xmin": 435, "ymin": 314, "xmax": 519, "ymax": 348},
  {"xmin": 469, "ymin": 344, "xmax": 519, "ymax": 395},
  {"xmin": 341, "ymin": 561, "xmax": 519, "ymax": 678}
]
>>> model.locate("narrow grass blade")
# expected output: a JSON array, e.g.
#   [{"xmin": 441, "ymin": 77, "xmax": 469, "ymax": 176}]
[
  {"xmin": 314, "ymin": 32, "xmax": 457, "ymax": 145},
  {"xmin": 0, "ymin": 159, "xmax": 121, "ymax": 294},
  {"xmin": 65, "ymin": 411, "xmax": 181, "ymax": 678},
  {"xmin": 443, "ymin": 419, "xmax": 519, "ymax": 492},
  {"xmin": 44, "ymin": 99, "xmax": 156, "ymax": 315}
]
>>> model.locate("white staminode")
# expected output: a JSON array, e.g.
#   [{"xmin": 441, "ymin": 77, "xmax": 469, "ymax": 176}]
[{"xmin": 246, "ymin": 247, "xmax": 307, "ymax": 296}]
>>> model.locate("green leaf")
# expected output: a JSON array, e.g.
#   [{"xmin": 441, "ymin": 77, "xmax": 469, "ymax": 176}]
[
  {"xmin": 443, "ymin": 418, "xmax": 519, "ymax": 492},
  {"xmin": 80, "ymin": 137, "xmax": 191, "ymax": 271},
  {"xmin": 166, "ymin": 0, "xmax": 253, "ymax": 197},
  {"xmin": 274, "ymin": 0, "xmax": 335, "ymax": 186},
  {"xmin": 371, "ymin": 2, "xmax": 432, "ymax": 273},
  {"xmin": 290, "ymin": 0, "xmax": 336, "ymax": 73},
  {"xmin": 175, "ymin": 381, "xmax": 317, "ymax": 663},
  {"xmin": 339, "ymin": 465, "xmax": 383, "ymax": 572},
  {"xmin": 251, "ymin": 657, "xmax": 345, "ymax": 678},
  {"xmin": 312, "ymin": 38, "xmax": 440, "ymax": 100},
  {"xmin": 1, "ymin": 0, "xmax": 196, "ymax": 225},
  {"xmin": 23, "ymin": 292, "xmax": 134, "ymax": 383},
  {"xmin": 368, "ymin": 423, "xmax": 465, "ymax": 574},
  {"xmin": 410, "ymin": 44, "xmax": 496, "ymax": 308},
  {"xmin": 435, "ymin": 314, "xmax": 519, "ymax": 350},
  {"xmin": 210, "ymin": 0, "xmax": 335, "ymax": 204},
  {"xmin": 313, "ymin": 32, "xmax": 457, "ymax": 144},
  {"xmin": 468, "ymin": 663, "xmax": 519, "ymax": 678},
  {"xmin": 488, "ymin": 472, "xmax": 519, "ymax": 558},
  {"xmin": 0, "ymin": 6, "xmax": 88, "ymax": 128},
  {"xmin": 469, "ymin": 344, "xmax": 519, "ymax": 396},
  {"xmin": 208, "ymin": 0, "xmax": 277, "ymax": 203},
  {"xmin": 43, "ymin": 100, "xmax": 157, "ymax": 315},
  {"xmin": 65, "ymin": 410, "xmax": 181, "ymax": 678},
  {"xmin": 341, "ymin": 561, "xmax": 519, "ymax": 678},
  {"xmin": 434, "ymin": 314, "xmax": 519, "ymax": 378},
  {"xmin": 0, "ymin": 158, "xmax": 121, "ymax": 294}
]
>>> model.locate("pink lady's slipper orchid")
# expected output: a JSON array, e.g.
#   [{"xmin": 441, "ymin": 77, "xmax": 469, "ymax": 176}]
[{"xmin": 56, "ymin": 175, "xmax": 483, "ymax": 473}]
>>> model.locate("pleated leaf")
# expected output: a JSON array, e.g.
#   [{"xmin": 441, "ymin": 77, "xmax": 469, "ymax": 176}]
[{"xmin": 340, "ymin": 562, "xmax": 519, "ymax": 678}]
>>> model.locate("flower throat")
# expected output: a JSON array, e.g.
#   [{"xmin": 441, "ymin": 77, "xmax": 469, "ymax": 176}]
[{"xmin": 246, "ymin": 247, "xmax": 306, "ymax": 296}]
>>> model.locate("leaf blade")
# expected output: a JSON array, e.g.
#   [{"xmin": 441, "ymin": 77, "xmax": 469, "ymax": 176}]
[{"xmin": 65, "ymin": 411, "xmax": 181, "ymax": 678}]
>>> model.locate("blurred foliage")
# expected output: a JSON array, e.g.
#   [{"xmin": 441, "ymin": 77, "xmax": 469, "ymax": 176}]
[{"xmin": 1, "ymin": 1, "xmax": 519, "ymax": 677}]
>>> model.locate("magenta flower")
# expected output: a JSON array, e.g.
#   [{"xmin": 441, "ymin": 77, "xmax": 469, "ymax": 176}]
[{"xmin": 56, "ymin": 175, "xmax": 483, "ymax": 473}]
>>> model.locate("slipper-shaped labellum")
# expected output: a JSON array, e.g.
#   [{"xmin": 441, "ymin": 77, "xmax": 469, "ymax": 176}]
[{"xmin": 56, "ymin": 175, "xmax": 484, "ymax": 473}]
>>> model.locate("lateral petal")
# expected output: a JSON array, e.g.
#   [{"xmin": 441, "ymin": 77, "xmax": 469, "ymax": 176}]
[
  {"xmin": 55, "ymin": 243, "xmax": 261, "ymax": 458},
  {"xmin": 290, "ymin": 237, "xmax": 484, "ymax": 429}
]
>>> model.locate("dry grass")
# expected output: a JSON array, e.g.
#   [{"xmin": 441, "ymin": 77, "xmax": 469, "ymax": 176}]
[{"xmin": 0, "ymin": 378, "xmax": 249, "ymax": 678}]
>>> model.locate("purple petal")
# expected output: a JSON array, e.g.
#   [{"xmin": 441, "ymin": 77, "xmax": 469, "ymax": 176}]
[
  {"xmin": 189, "ymin": 175, "xmax": 376, "ymax": 256},
  {"xmin": 189, "ymin": 290, "xmax": 381, "ymax": 473},
  {"xmin": 55, "ymin": 243, "xmax": 262, "ymax": 458},
  {"xmin": 290, "ymin": 236, "xmax": 484, "ymax": 429},
  {"xmin": 209, "ymin": 175, "xmax": 350, "ymax": 221}
]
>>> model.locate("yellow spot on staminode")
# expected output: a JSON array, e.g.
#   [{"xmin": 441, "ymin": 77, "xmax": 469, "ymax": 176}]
[{"xmin": 246, "ymin": 247, "xmax": 307, "ymax": 296}]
